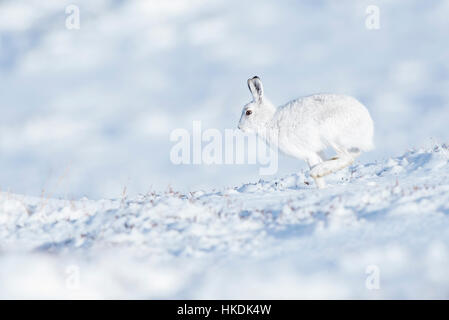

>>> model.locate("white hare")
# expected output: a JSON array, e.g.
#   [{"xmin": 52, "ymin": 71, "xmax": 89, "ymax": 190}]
[{"xmin": 238, "ymin": 76, "xmax": 374, "ymax": 189}]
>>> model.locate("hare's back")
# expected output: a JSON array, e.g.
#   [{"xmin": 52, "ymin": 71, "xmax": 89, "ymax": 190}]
[{"xmin": 285, "ymin": 94, "xmax": 371, "ymax": 124}]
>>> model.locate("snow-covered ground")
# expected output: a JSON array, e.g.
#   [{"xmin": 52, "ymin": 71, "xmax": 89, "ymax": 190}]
[
  {"xmin": 1, "ymin": 145, "xmax": 449, "ymax": 299},
  {"xmin": 1, "ymin": 0, "xmax": 449, "ymax": 198},
  {"xmin": 1, "ymin": 0, "xmax": 449, "ymax": 300}
]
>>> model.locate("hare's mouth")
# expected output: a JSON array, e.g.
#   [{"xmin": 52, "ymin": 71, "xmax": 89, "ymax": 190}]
[{"xmin": 238, "ymin": 126, "xmax": 248, "ymax": 133}]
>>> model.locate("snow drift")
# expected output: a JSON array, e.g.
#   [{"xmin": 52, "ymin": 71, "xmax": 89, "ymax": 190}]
[{"xmin": 1, "ymin": 145, "xmax": 449, "ymax": 299}]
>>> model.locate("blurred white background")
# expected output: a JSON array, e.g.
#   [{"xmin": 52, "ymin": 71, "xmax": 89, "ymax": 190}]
[{"xmin": 0, "ymin": 0, "xmax": 448, "ymax": 199}]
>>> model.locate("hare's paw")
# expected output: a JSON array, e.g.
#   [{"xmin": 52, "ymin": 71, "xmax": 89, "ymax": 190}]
[
  {"xmin": 313, "ymin": 177, "xmax": 327, "ymax": 189},
  {"xmin": 310, "ymin": 163, "xmax": 333, "ymax": 178},
  {"xmin": 310, "ymin": 156, "xmax": 354, "ymax": 178}
]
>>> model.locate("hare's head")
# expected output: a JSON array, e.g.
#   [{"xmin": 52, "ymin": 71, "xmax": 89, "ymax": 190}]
[{"xmin": 238, "ymin": 76, "xmax": 276, "ymax": 133}]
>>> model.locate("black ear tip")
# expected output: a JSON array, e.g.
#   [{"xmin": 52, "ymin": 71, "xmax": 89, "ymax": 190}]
[{"xmin": 252, "ymin": 76, "xmax": 260, "ymax": 80}]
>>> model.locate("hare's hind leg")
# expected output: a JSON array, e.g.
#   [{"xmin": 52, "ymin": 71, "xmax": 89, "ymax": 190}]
[
  {"xmin": 309, "ymin": 147, "xmax": 359, "ymax": 179},
  {"xmin": 306, "ymin": 153, "xmax": 327, "ymax": 189}
]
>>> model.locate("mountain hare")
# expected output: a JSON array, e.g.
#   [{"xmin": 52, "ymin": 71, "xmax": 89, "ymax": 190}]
[{"xmin": 238, "ymin": 76, "xmax": 374, "ymax": 189}]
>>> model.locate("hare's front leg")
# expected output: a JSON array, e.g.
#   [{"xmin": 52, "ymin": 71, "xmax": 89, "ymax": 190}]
[{"xmin": 306, "ymin": 154, "xmax": 326, "ymax": 189}]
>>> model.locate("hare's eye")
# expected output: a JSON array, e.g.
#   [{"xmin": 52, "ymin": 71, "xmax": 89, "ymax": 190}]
[{"xmin": 246, "ymin": 110, "xmax": 252, "ymax": 116}]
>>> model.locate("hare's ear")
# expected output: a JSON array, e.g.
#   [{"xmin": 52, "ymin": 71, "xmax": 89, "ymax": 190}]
[{"xmin": 247, "ymin": 76, "xmax": 263, "ymax": 102}]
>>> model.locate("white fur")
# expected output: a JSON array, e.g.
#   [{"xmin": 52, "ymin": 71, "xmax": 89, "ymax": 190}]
[{"xmin": 238, "ymin": 76, "xmax": 374, "ymax": 189}]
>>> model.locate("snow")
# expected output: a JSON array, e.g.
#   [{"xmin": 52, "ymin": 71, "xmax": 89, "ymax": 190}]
[
  {"xmin": 1, "ymin": 145, "xmax": 449, "ymax": 299},
  {"xmin": 1, "ymin": 0, "xmax": 449, "ymax": 198},
  {"xmin": 1, "ymin": 0, "xmax": 449, "ymax": 299}
]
